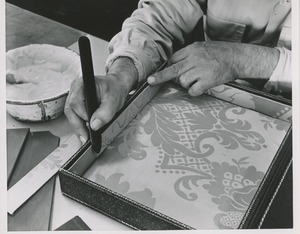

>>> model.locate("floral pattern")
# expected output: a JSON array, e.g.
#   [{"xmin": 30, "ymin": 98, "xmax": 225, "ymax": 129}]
[
  {"xmin": 85, "ymin": 84, "xmax": 290, "ymax": 229},
  {"xmin": 143, "ymin": 88, "xmax": 267, "ymax": 161},
  {"xmin": 207, "ymin": 84, "xmax": 292, "ymax": 122},
  {"xmin": 94, "ymin": 172, "xmax": 156, "ymax": 208},
  {"xmin": 202, "ymin": 159, "xmax": 264, "ymax": 229}
]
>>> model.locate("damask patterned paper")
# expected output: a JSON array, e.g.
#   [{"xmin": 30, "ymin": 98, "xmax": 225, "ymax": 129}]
[
  {"xmin": 83, "ymin": 84, "xmax": 290, "ymax": 229},
  {"xmin": 206, "ymin": 84, "xmax": 292, "ymax": 122}
]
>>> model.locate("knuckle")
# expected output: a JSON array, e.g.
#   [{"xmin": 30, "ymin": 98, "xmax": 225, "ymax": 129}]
[
  {"xmin": 64, "ymin": 99, "xmax": 72, "ymax": 115},
  {"xmin": 196, "ymin": 87, "xmax": 205, "ymax": 96},
  {"xmin": 100, "ymin": 111, "xmax": 114, "ymax": 124},
  {"xmin": 96, "ymin": 104, "xmax": 117, "ymax": 125},
  {"xmin": 68, "ymin": 97, "xmax": 77, "ymax": 109},
  {"xmin": 97, "ymin": 79, "xmax": 108, "ymax": 95},
  {"xmin": 154, "ymin": 71, "xmax": 163, "ymax": 82},
  {"xmin": 179, "ymin": 76, "xmax": 189, "ymax": 89},
  {"xmin": 196, "ymin": 86, "xmax": 206, "ymax": 95},
  {"xmin": 189, "ymin": 87, "xmax": 200, "ymax": 97},
  {"xmin": 190, "ymin": 81, "xmax": 205, "ymax": 97},
  {"xmin": 170, "ymin": 64, "xmax": 180, "ymax": 77},
  {"xmin": 64, "ymin": 103, "xmax": 70, "ymax": 112}
]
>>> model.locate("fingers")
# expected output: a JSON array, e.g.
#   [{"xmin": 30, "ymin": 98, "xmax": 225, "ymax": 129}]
[
  {"xmin": 147, "ymin": 59, "xmax": 215, "ymax": 97},
  {"xmin": 88, "ymin": 78, "xmax": 123, "ymax": 131},
  {"xmin": 68, "ymin": 80, "xmax": 88, "ymax": 121},
  {"xmin": 147, "ymin": 59, "xmax": 193, "ymax": 85},
  {"xmin": 188, "ymin": 79, "xmax": 206, "ymax": 96},
  {"xmin": 64, "ymin": 93, "xmax": 89, "ymax": 144},
  {"xmin": 65, "ymin": 74, "xmax": 128, "ymax": 146},
  {"xmin": 64, "ymin": 79, "xmax": 89, "ymax": 144},
  {"xmin": 147, "ymin": 64, "xmax": 180, "ymax": 85},
  {"xmin": 147, "ymin": 44, "xmax": 199, "ymax": 86},
  {"xmin": 188, "ymin": 76, "xmax": 217, "ymax": 96}
]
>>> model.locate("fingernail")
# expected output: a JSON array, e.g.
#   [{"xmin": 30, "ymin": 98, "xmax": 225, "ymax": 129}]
[
  {"xmin": 147, "ymin": 76, "xmax": 156, "ymax": 84},
  {"xmin": 79, "ymin": 136, "xmax": 86, "ymax": 145},
  {"xmin": 91, "ymin": 119, "xmax": 102, "ymax": 131}
]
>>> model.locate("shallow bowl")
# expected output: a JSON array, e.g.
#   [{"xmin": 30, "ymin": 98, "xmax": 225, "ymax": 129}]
[{"xmin": 6, "ymin": 44, "xmax": 81, "ymax": 121}]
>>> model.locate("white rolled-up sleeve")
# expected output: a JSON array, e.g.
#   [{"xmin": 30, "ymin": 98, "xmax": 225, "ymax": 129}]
[{"xmin": 105, "ymin": 0, "xmax": 203, "ymax": 85}]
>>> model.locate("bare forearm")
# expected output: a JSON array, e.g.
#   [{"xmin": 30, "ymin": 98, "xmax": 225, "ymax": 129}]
[{"xmin": 232, "ymin": 43, "xmax": 280, "ymax": 80}]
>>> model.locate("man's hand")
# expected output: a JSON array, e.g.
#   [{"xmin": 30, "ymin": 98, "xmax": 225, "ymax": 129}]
[
  {"xmin": 147, "ymin": 41, "xmax": 279, "ymax": 96},
  {"xmin": 64, "ymin": 57, "xmax": 138, "ymax": 144}
]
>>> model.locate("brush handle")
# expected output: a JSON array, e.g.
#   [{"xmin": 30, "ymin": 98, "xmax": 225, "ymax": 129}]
[{"xmin": 78, "ymin": 36, "xmax": 101, "ymax": 154}]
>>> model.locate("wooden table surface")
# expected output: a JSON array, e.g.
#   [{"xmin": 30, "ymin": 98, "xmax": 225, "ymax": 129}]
[{"xmin": 5, "ymin": 3, "xmax": 129, "ymax": 231}]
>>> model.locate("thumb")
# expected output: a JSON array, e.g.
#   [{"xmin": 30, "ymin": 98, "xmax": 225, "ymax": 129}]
[{"xmin": 90, "ymin": 96, "xmax": 117, "ymax": 131}]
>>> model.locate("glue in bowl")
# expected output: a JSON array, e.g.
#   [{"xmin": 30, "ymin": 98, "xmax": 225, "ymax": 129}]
[{"xmin": 6, "ymin": 44, "xmax": 81, "ymax": 121}]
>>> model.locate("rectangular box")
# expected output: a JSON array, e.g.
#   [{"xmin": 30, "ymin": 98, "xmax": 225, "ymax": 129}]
[{"xmin": 59, "ymin": 82, "xmax": 292, "ymax": 230}]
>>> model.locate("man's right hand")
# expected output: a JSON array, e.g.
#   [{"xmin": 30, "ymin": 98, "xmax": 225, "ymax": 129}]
[{"xmin": 64, "ymin": 57, "xmax": 138, "ymax": 145}]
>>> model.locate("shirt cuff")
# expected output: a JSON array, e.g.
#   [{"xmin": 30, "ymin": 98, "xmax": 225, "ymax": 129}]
[{"xmin": 264, "ymin": 47, "xmax": 292, "ymax": 95}]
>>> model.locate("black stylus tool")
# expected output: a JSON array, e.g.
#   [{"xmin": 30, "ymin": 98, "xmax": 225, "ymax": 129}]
[{"xmin": 78, "ymin": 36, "xmax": 102, "ymax": 155}]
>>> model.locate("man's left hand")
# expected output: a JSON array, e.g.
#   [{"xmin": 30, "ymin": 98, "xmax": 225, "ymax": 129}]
[{"xmin": 147, "ymin": 41, "xmax": 279, "ymax": 96}]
